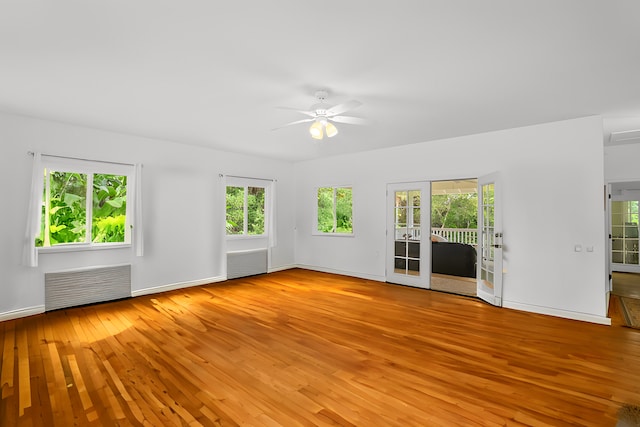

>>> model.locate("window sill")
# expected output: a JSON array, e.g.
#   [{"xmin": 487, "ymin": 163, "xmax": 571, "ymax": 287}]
[
  {"xmin": 226, "ymin": 234, "xmax": 268, "ymax": 240},
  {"xmin": 312, "ymin": 232, "xmax": 355, "ymax": 237},
  {"xmin": 38, "ymin": 243, "xmax": 131, "ymax": 254}
]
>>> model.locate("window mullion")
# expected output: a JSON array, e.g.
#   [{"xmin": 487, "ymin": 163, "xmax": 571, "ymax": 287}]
[
  {"xmin": 44, "ymin": 170, "xmax": 51, "ymax": 247},
  {"xmin": 86, "ymin": 174, "xmax": 94, "ymax": 243},
  {"xmin": 244, "ymin": 185, "xmax": 249, "ymax": 235},
  {"xmin": 408, "ymin": 193, "xmax": 413, "ymax": 228},
  {"xmin": 336, "ymin": 188, "xmax": 340, "ymax": 232}
]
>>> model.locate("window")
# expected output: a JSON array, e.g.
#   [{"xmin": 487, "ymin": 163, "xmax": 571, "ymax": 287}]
[
  {"xmin": 226, "ymin": 180, "xmax": 267, "ymax": 237},
  {"xmin": 36, "ymin": 156, "xmax": 133, "ymax": 249},
  {"xmin": 316, "ymin": 186, "xmax": 353, "ymax": 234}
]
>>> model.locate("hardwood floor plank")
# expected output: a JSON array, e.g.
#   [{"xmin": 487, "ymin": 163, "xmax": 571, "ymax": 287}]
[
  {"xmin": 2, "ymin": 269, "xmax": 640, "ymax": 425},
  {"xmin": 16, "ymin": 326, "xmax": 31, "ymax": 417},
  {"xmin": 66, "ymin": 354, "xmax": 94, "ymax": 414},
  {"xmin": 1, "ymin": 320, "xmax": 15, "ymax": 397}
]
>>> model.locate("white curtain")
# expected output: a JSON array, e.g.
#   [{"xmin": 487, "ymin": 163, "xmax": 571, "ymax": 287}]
[
  {"xmin": 268, "ymin": 180, "xmax": 277, "ymax": 248},
  {"xmin": 220, "ymin": 174, "xmax": 228, "ymax": 277},
  {"xmin": 133, "ymin": 163, "xmax": 144, "ymax": 257},
  {"xmin": 22, "ymin": 152, "xmax": 43, "ymax": 267}
]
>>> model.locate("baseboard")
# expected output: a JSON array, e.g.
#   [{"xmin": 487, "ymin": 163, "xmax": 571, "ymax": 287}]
[
  {"xmin": 612, "ymin": 265, "xmax": 640, "ymax": 274},
  {"xmin": 0, "ymin": 305, "xmax": 45, "ymax": 322},
  {"xmin": 132, "ymin": 275, "xmax": 227, "ymax": 298},
  {"xmin": 503, "ymin": 301, "xmax": 612, "ymax": 325},
  {"xmin": 268, "ymin": 264, "xmax": 296, "ymax": 273},
  {"xmin": 294, "ymin": 264, "xmax": 386, "ymax": 282}
]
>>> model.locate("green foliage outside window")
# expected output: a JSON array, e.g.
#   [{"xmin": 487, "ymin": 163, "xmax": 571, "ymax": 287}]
[
  {"xmin": 36, "ymin": 171, "xmax": 127, "ymax": 247},
  {"xmin": 247, "ymin": 187, "xmax": 265, "ymax": 235},
  {"xmin": 226, "ymin": 185, "xmax": 265, "ymax": 235},
  {"xmin": 317, "ymin": 187, "xmax": 334, "ymax": 232},
  {"xmin": 92, "ymin": 174, "xmax": 127, "ymax": 243},
  {"xmin": 431, "ymin": 193, "xmax": 478, "ymax": 229},
  {"xmin": 226, "ymin": 186, "xmax": 245, "ymax": 234},
  {"xmin": 317, "ymin": 187, "xmax": 353, "ymax": 233}
]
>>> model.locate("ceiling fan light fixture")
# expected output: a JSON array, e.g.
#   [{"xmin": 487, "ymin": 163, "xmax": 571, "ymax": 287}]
[
  {"xmin": 310, "ymin": 121, "xmax": 324, "ymax": 139},
  {"xmin": 325, "ymin": 122, "xmax": 338, "ymax": 137}
]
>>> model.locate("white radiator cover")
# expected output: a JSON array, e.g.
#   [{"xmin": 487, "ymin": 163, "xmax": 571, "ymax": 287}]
[
  {"xmin": 227, "ymin": 249, "xmax": 268, "ymax": 279},
  {"xmin": 45, "ymin": 264, "xmax": 131, "ymax": 311}
]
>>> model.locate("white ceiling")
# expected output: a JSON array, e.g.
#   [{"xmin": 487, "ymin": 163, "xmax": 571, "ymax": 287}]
[{"xmin": 2, "ymin": 1, "xmax": 640, "ymax": 162}]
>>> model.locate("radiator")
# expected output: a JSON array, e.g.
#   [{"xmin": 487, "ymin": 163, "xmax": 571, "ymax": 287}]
[
  {"xmin": 227, "ymin": 249, "xmax": 268, "ymax": 279},
  {"xmin": 45, "ymin": 264, "xmax": 131, "ymax": 311}
]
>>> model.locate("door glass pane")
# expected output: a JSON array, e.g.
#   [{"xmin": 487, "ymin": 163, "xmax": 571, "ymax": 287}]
[
  {"xmin": 396, "ymin": 191, "xmax": 407, "ymax": 207},
  {"xmin": 410, "ymin": 191, "xmax": 420, "ymax": 207},
  {"xmin": 480, "ymin": 183, "xmax": 495, "ymax": 288},
  {"xmin": 611, "ymin": 200, "xmax": 640, "ymax": 265},
  {"xmin": 394, "ymin": 189, "xmax": 421, "ymax": 276},
  {"xmin": 413, "ymin": 208, "xmax": 421, "ymax": 225}
]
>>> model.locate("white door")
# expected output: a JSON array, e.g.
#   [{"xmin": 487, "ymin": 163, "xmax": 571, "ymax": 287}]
[
  {"xmin": 477, "ymin": 173, "xmax": 503, "ymax": 306},
  {"xmin": 386, "ymin": 182, "xmax": 430, "ymax": 288},
  {"xmin": 606, "ymin": 184, "xmax": 613, "ymax": 293}
]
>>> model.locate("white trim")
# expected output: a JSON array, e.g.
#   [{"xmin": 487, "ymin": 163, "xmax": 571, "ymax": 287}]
[
  {"xmin": 477, "ymin": 287, "xmax": 496, "ymax": 306},
  {"xmin": 132, "ymin": 275, "xmax": 226, "ymax": 297},
  {"xmin": 46, "ymin": 262, "xmax": 131, "ymax": 274},
  {"xmin": 227, "ymin": 248, "xmax": 268, "ymax": 255},
  {"xmin": 612, "ymin": 264, "xmax": 640, "ymax": 273},
  {"xmin": 267, "ymin": 264, "xmax": 296, "ymax": 273},
  {"xmin": 310, "ymin": 233, "xmax": 356, "ymax": 238},
  {"xmin": 503, "ymin": 300, "xmax": 611, "ymax": 325},
  {"xmin": 38, "ymin": 243, "xmax": 131, "ymax": 254},
  {"xmin": 0, "ymin": 305, "xmax": 45, "ymax": 322},
  {"xmin": 295, "ymin": 264, "xmax": 386, "ymax": 282},
  {"xmin": 226, "ymin": 234, "xmax": 268, "ymax": 240}
]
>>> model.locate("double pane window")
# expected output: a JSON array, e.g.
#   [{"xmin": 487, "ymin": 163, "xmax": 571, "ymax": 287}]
[
  {"xmin": 316, "ymin": 187, "xmax": 353, "ymax": 234},
  {"xmin": 226, "ymin": 181, "xmax": 266, "ymax": 237},
  {"xmin": 37, "ymin": 157, "xmax": 132, "ymax": 248}
]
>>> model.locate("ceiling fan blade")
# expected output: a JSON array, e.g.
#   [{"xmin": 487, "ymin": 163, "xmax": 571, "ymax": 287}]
[
  {"xmin": 271, "ymin": 118, "xmax": 315, "ymax": 131},
  {"xmin": 329, "ymin": 115, "xmax": 369, "ymax": 125},
  {"xmin": 275, "ymin": 106, "xmax": 317, "ymax": 117},
  {"xmin": 326, "ymin": 100, "xmax": 362, "ymax": 116}
]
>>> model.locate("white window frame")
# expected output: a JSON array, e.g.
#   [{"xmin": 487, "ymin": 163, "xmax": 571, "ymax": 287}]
[
  {"xmin": 313, "ymin": 185, "xmax": 354, "ymax": 237},
  {"xmin": 37, "ymin": 155, "xmax": 134, "ymax": 253},
  {"xmin": 225, "ymin": 177, "xmax": 269, "ymax": 239}
]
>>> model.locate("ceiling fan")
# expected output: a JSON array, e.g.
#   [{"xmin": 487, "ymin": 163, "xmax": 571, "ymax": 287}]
[{"xmin": 273, "ymin": 90, "xmax": 367, "ymax": 140}]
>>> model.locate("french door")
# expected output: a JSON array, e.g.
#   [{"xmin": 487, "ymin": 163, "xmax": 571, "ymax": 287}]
[
  {"xmin": 477, "ymin": 173, "xmax": 503, "ymax": 306},
  {"xmin": 386, "ymin": 182, "xmax": 430, "ymax": 288}
]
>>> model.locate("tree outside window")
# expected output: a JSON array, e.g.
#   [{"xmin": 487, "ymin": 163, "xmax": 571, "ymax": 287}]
[
  {"xmin": 226, "ymin": 185, "xmax": 265, "ymax": 236},
  {"xmin": 37, "ymin": 170, "xmax": 129, "ymax": 247},
  {"xmin": 317, "ymin": 187, "xmax": 353, "ymax": 234}
]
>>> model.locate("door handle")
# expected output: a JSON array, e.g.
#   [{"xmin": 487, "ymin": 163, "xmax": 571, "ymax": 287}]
[{"xmin": 494, "ymin": 232, "xmax": 503, "ymax": 249}]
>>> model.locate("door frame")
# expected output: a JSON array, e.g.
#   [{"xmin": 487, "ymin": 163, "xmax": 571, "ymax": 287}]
[{"xmin": 606, "ymin": 179, "xmax": 640, "ymax": 280}]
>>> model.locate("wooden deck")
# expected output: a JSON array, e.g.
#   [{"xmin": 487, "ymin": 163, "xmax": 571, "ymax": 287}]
[{"xmin": 1, "ymin": 268, "xmax": 639, "ymax": 426}]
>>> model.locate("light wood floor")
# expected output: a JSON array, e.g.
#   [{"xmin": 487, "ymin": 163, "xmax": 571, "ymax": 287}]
[
  {"xmin": 612, "ymin": 271, "xmax": 640, "ymax": 299},
  {"xmin": 1, "ymin": 269, "xmax": 639, "ymax": 426}
]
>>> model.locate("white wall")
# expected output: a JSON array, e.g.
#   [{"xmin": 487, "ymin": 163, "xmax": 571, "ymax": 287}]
[
  {"xmin": 294, "ymin": 116, "xmax": 608, "ymax": 323},
  {"xmin": 0, "ymin": 112, "xmax": 295, "ymax": 319},
  {"xmin": 0, "ymin": 112, "xmax": 609, "ymax": 324},
  {"xmin": 605, "ymin": 143, "xmax": 640, "ymax": 184}
]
